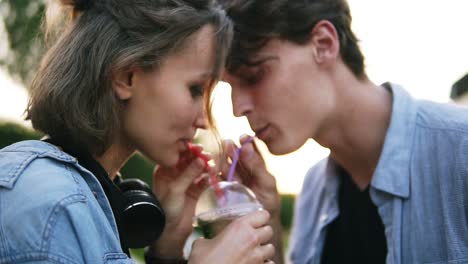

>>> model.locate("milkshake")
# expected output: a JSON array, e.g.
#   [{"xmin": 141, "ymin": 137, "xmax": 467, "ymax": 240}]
[{"xmin": 194, "ymin": 181, "xmax": 263, "ymax": 238}]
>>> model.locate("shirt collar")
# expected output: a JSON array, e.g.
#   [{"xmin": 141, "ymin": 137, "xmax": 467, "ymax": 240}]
[{"xmin": 370, "ymin": 83, "xmax": 418, "ymax": 198}]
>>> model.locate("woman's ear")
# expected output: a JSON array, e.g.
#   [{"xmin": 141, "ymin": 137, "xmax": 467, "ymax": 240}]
[
  {"xmin": 112, "ymin": 70, "xmax": 134, "ymax": 100},
  {"xmin": 310, "ymin": 20, "xmax": 340, "ymax": 64}
]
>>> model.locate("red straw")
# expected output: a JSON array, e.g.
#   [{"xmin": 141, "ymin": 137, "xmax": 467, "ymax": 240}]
[{"xmin": 187, "ymin": 143, "xmax": 224, "ymax": 199}]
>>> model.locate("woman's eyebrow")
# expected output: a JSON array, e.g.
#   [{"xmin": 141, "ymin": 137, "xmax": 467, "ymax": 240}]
[{"xmin": 194, "ymin": 71, "xmax": 212, "ymax": 80}]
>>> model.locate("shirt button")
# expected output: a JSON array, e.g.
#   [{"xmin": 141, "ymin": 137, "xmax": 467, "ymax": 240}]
[{"xmin": 92, "ymin": 191, "xmax": 98, "ymax": 199}]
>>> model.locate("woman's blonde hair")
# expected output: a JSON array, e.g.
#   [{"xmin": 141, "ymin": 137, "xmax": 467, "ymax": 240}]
[{"xmin": 26, "ymin": 0, "xmax": 232, "ymax": 154}]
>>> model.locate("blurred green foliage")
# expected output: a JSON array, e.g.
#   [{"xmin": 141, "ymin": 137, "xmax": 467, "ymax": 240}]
[
  {"xmin": 120, "ymin": 151, "xmax": 155, "ymax": 183},
  {"xmin": 280, "ymin": 194, "xmax": 295, "ymax": 229},
  {"xmin": 0, "ymin": 121, "xmax": 42, "ymax": 148},
  {"xmin": 0, "ymin": 0, "xmax": 46, "ymax": 85}
]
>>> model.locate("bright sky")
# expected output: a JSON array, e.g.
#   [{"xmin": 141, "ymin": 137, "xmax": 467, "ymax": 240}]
[{"xmin": 1, "ymin": 1, "xmax": 467, "ymax": 194}]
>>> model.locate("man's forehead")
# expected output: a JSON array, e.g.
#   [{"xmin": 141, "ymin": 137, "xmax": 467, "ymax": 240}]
[{"xmin": 223, "ymin": 64, "xmax": 256, "ymax": 78}]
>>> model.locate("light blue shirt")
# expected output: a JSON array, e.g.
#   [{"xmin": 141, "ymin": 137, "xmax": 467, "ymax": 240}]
[
  {"xmin": 0, "ymin": 140, "xmax": 134, "ymax": 263},
  {"xmin": 288, "ymin": 83, "xmax": 468, "ymax": 264}
]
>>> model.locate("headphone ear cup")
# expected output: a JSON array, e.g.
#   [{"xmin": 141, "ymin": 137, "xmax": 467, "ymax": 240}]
[
  {"xmin": 117, "ymin": 179, "xmax": 166, "ymax": 248},
  {"xmin": 118, "ymin": 178, "xmax": 152, "ymax": 194}
]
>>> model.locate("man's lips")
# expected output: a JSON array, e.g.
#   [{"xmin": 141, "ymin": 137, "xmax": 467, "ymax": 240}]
[{"xmin": 253, "ymin": 125, "xmax": 270, "ymax": 140}]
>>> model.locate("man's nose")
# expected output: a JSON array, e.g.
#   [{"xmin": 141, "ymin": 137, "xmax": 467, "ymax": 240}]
[{"xmin": 231, "ymin": 84, "xmax": 253, "ymax": 117}]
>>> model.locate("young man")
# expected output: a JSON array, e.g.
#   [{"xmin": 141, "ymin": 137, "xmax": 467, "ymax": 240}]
[{"xmin": 220, "ymin": 0, "xmax": 468, "ymax": 263}]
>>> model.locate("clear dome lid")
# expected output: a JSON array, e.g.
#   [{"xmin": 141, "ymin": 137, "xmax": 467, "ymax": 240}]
[{"xmin": 194, "ymin": 181, "xmax": 263, "ymax": 223}]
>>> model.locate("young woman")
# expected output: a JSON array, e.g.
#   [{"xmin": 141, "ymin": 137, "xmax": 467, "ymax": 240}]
[
  {"xmin": 220, "ymin": 0, "xmax": 468, "ymax": 263},
  {"xmin": 0, "ymin": 0, "xmax": 274, "ymax": 263}
]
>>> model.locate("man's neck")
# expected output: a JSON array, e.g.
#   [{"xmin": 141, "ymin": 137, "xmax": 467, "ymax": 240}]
[{"xmin": 317, "ymin": 80, "xmax": 393, "ymax": 189}]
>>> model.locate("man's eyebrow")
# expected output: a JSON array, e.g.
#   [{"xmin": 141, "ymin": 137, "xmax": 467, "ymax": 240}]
[{"xmin": 245, "ymin": 55, "xmax": 278, "ymax": 67}]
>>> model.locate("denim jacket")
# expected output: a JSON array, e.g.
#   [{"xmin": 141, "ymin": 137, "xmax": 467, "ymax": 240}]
[
  {"xmin": 288, "ymin": 83, "xmax": 468, "ymax": 264},
  {"xmin": 0, "ymin": 140, "xmax": 134, "ymax": 263}
]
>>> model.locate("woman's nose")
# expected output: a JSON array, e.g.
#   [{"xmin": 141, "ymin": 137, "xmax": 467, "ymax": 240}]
[{"xmin": 194, "ymin": 105, "xmax": 208, "ymax": 129}]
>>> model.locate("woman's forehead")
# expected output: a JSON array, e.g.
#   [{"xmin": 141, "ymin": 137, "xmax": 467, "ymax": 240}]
[{"xmin": 163, "ymin": 25, "xmax": 217, "ymax": 74}]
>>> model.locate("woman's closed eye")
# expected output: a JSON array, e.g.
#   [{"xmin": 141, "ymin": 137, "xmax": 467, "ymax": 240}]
[{"xmin": 189, "ymin": 84, "xmax": 204, "ymax": 98}]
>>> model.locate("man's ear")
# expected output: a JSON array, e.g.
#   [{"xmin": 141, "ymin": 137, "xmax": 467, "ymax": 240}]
[
  {"xmin": 112, "ymin": 70, "xmax": 134, "ymax": 100},
  {"xmin": 310, "ymin": 20, "xmax": 340, "ymax": 64}
]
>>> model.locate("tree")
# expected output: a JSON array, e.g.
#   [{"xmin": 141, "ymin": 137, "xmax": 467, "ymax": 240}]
[{"xmin": 0, "ymin": 0, "xmax": 46, "ymax": 85}]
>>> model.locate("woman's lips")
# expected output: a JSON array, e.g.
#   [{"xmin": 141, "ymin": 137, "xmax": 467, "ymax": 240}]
[{"xmin": 178, "ymin": 139, "xmax": 190, "ymax": 152}]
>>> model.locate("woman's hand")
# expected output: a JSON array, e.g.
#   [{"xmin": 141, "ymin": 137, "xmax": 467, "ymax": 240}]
[
  {"xmin": 188, "ymin": 210, "xmax": 275, "ymax": 264},
  {"xmin": 149, "ymin": 145, "xmax": 210, "ymax": 257}
]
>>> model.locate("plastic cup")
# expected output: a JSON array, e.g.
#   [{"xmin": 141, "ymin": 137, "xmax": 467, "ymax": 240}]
[{"xmin": 194, "ymin": 181, "xmax": 263, "ymax": 238}]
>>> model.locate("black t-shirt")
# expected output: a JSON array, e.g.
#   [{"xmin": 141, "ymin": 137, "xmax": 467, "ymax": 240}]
[{"xmin": 321, "ymin": 166, "xmax": 387, "ymax": 264}]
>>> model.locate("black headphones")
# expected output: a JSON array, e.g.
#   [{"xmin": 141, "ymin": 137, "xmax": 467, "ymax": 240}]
[
  {"xmin": 113, "ymin": 174, "xmax": 166, "ymax": 249},
  {"xmin": 43, "ymin": 138, "xmax": 166, "ymax": 249}
]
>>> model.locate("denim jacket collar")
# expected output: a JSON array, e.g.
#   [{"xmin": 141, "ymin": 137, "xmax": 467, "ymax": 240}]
[{"xmin": 0, "ymin": 140, "xmax": 78, "ymax": 189}]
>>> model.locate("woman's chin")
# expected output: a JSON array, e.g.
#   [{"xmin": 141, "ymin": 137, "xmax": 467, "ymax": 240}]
[
  {"xmin": 148, "ymin": 152, "xmax": 179, "ymax": 167},
  {"xmin": 162, "ymin": 155, "xmax": 179, "ymax": 167}
]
